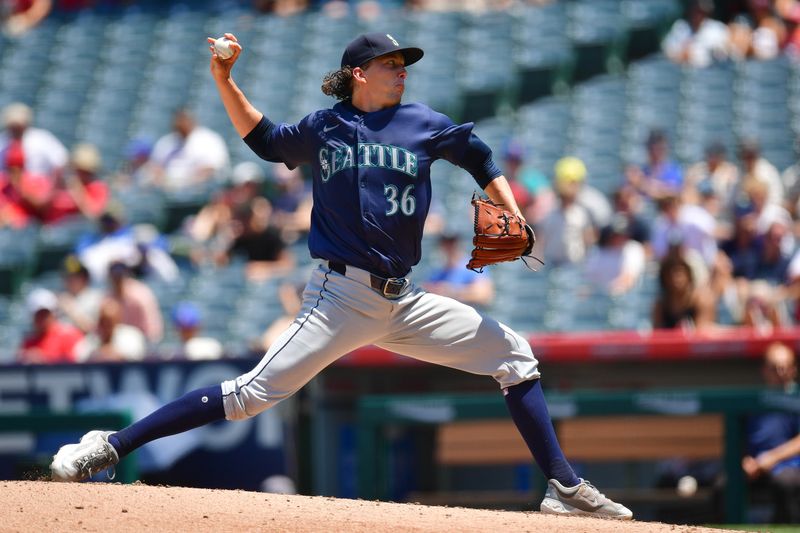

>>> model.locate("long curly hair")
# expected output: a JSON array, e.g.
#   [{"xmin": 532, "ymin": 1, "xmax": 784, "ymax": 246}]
[{"xmin": 321, "ymin": 66, "xmax": 354, "ymax": 101}]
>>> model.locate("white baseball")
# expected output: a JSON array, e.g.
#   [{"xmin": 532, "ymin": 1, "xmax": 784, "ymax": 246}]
[
  {"xmin": 676, "ymin": 475, "xmax": 698, "ymax": 498},
  {"xmin": 214, "ymin": 37, "xmax": 234, "ymax": 60}
]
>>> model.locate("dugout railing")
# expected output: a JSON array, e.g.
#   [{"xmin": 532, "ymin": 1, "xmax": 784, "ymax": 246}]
[{"xmin": 356, "ymin": 387, "xmax": 800, "ymax": 523}]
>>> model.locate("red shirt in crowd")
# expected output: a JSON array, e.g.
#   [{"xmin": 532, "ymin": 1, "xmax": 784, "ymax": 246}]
[
  {"xmin": 47, "ymin": 179, "xmax": 110, "ymax": 222},
  {"xmin": 18, "ymin": 321, "xmax": 84, "ymax": 364},
  {"xmin": 0, "ymin": 170, "xmax": 55, "ymax": 227},
  {"xmin": 0, "ymin": 173, "xmax": 109, "ymax": 226}
]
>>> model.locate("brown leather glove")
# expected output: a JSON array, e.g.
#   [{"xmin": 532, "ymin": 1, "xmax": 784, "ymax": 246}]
[{"xmin": 466, "ymin": 196, "xmax": 535, "ymax": 272}]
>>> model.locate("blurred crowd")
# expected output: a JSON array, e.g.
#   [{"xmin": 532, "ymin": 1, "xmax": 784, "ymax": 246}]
[
  {"xmin": 509, "ymin": 123, "xmax": 800, "ymax": 336},
  {"xmin": 664, "ymin": 0, "xmax": 800, "ymax": 66},
  {"xmin": 6, "ymin": 0, "xmax": 800, "ymax": 366},
  {"xmin": 8, "ymin": 98, "xmax": 800, "ymax": 365},
  {"xmin": 1, "ymin": 103, "xmax": 310, "ymax": 365},
  {"xmin": 1, "ymin": 0, "xmax": 561, "ymax": 37}
]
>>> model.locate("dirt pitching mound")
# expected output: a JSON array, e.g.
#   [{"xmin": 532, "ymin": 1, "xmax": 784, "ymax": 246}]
[{"xmin": 1, "ymin": 480, "xmax": 725, "ymax": 532}]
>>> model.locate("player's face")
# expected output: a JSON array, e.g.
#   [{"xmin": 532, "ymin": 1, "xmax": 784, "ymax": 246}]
[{"xmin": 361, "ymin": 52, "xmax": 407, "ymax": 106}]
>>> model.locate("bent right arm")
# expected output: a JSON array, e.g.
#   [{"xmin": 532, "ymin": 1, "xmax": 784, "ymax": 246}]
[{"xmin": 207, "ymin": 33, "xmax": 263, "ymax": 138}]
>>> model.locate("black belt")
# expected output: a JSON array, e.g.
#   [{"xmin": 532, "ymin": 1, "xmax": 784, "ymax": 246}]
[{"xmin": 328, "ymin": 261, "xmax": 409, "ymax": 299}]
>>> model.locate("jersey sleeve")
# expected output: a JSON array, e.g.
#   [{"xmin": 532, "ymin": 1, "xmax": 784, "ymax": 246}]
[
  {"xmin": 427, "ymin": 109, "xmax": 502, "ymax": 187},
  {"xmin": 427, "ymin": 110, "xmax": 474, "ymax": 165},
  {"xmin": 243, "ymin": 113, "xmax": 317, "ymax": 170}
]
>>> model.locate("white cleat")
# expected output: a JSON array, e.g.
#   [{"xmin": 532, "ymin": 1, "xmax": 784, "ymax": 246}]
[
  {"xmin": 540, "ymin": 478, "xmax": 633, "ymax": 520},
  {"xmin": 50, "ymin": 430, "xmax": 119, "ymax": 482}
]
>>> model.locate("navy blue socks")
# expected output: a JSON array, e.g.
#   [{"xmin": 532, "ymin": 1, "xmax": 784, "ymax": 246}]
[
  {"xmin": 504, "ymin": 379, "xmax": 580, "ymax": 488},
  {"xmin": 106, "ymin": 379, "xmax": 578, "ymax": 489},
  {"xmin": 108, "ymin": 385, "xmax": 225, "ymax": 458}
]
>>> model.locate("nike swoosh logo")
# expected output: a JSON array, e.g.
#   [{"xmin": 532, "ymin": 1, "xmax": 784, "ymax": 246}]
[
  {"xmin": 573, "ymin": 491, "xmax": 602, "ymax": 511},
  {"xmin": 323, "ymin": 124, "xmax": 338, "ymax": 133},
  {"xmin": 583, "ymin": 496, "xmax": 600, "ymax": 508}
]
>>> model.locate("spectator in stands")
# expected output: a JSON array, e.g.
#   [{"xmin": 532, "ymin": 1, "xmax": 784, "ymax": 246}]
[
  {"xmin": 780, "ymin": 137, "xmax": 800, "ymax": 219},
  {"xmin": 684, "ymin": 141, "xmax": 740, "ymax": 221},
  {"xmin": 17, "ymin": 288, "xmax": 83, "ymax": 364},
  {"xmin": 584, "ymin": 215, "xmax": 647, "ymax": 296},
  {"xmin": 74, "ymin": 299, "xmax": 147, "ymax": 363},
  {"xmin": 553, "ymin": 156, "xmax": 612, "ymax": 230},
  {"xmin": 49, "ymin": 143, "xmax": 109, "ymax": 223},
  {"xmin": 535, "ymin": 161, "xmax": 595, "ymax": 266},
  {"xmin": 652, "ymin": 251, "xmax": 717, "ymax": 332},
  {"xmin": 610, "ymin": 185, "xmax": 651, "ymax": 245},
  {"xmin": 782, "ymin": 3, "xmax": 800, "ymax": 56},
  {"xmin": 128, "ymin": 223, "xmax": 180, "ymax": 284},
  {"xmin": 1, "ymin": 141, "xmax": 109, "ymax": 227},
  {"xmin": 218, "ymin": 197, "xmax": 294, "ymax": 282},
  {"xmin": 406, "ymin": 0, "xmax": 514, "ymax": 11},
  {"xmin": 786, "ymin": 240, "xmax": 800, "ymax": 315},
  {"xmin": 112, "ymin": 137, "xmax": 154, "ymax": 190},
  {"xmin": 730, "ymin": 0, "xmax": 787, "ymax": 60},
  {"xmin": 147, "ymin": 108, "xmax": 230, "ymax": 191},
  {"xmin": 422, "ymin": 196, "xmax": 446, "ymax": 236},
  {"xmin": 626, "ymin": 129, "xmax": 684, "ymax": 204},
  {"xmin": 650, "ymin": 194, "xmax": 718, "ymax": 280},
  {"xmin": 168, "ymin": 302, "xmax": 223, "ymax": 361},
  {"xmin": 269, "ymin": 163, "xmax": 313, "ymax": 236},
  {"xmin": 742, "ymin": 342, "xmax": 800, "ymax": 523},
  {"xmin": 1, "ymin": 0, "xmax": 51, "ymax": 37},
  {"xmin": 188, "ymin": 161, "xmax": 267, "ymax": 266},
  {"xmin": 663, "ymin": 0, "xmax": 732, "ymax": 67},
  {"xmin": 721, "ymin": 202, "xmax": 760, "ymax": 270},
  {"xmin": 500, "ymin": 142, "xmax": 533, "ymax": 216},
  {"xmin": 503, "ymin": 141, "xmax": 554, "ymax": 225},
  {"xmin": 735, "ymin": 138, "xmax": 784, "ymax": 209},
  {"xmin": 260, "ymin": 280, "xmax": 304, "ymax": 351},
  {"xmin": 728, "ymin": 217, "xmax": 794, "ymax": 332},
  {"xmin": 253, "ymin": 0, "xmax": 308, "ymax": 16},
  {"xmin": 746, "ymin": 178, "xmax": 795, "ymax": 252},
  {"xmin": 57, "ymin": 255, "xmax": 103, "ymax": 333},
  {"xmin": 74, "ymin": 204, "xmax": 138, "ymax": 283},
  {"xmin": 104, "ymin": 260, "xmax": 163, "ymax": 344},
  {"xmin": 231, "ymin": 161, "xmax": 266, "ymax": 203},
  {"xmin": 0, "ymin": 140, "xmax": 55, "ymax": 227},
  {"xmin": 0, "ymin": 102, "xmax": 67, "ymax": 178},
  {"xmin": 423, "ymin": 233, "xmax": 494, "ymax": 309},
  {"xmin": 693, "ymin": 176, "xmax": 739, "ymax": 301}
]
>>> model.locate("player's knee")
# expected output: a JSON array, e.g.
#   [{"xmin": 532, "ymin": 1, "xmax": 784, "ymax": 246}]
[
  {"xmin": 495, "ymin": 332, "xmax": 540, "ymax": 388},
  {"xmin": 511, "ymin": 330, "xmax": 535, "ymax": 359},
  {"xmin": 224, "ymin": 394, "xmax": 285, "ymax": 421},
  {"xmin": 221, "ymin": 378, "xmax": 291, "ymax": 421}
]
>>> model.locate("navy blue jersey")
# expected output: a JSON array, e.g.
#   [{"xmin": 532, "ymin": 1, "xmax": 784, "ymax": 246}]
[{"xmin": 244, "ymin": 101, "xmax": 499, "ymax": 278}]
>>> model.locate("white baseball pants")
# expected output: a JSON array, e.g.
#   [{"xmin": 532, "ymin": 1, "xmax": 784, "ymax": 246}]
[{"xmin": 222, "ymin": 263, "xmax": 540, "ymax": 420}]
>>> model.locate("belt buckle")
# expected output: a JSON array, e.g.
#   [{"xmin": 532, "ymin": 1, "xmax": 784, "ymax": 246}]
[{"xmin": 382, "ymin": 277, "xmax": 407, "ymax": 298}]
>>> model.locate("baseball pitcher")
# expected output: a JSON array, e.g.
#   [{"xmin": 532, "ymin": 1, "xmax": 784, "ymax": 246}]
[{"xmin": 51, "ymin": 31, "xmax": 632, "ymax": 520}]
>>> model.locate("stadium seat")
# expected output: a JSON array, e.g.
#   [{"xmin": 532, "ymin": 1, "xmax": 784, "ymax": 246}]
[
  {"xmin": 567, "ymin": 0, "xmax": 629, "ymax": 82},
  {"xmin": 457, "ymin": 11, "xmax": 515, "ymax": 122},
  {"xmin": 0, "ymin": 227, "xmax": 38, "ymax": 296},
  {"xmin": 513, "ymin": 2, "xmax": 574, "ymax": 104},
  {"xmin": 622, "ymin": 0, "xmax": 681, "ymax": 61},
  {"xmin": 34, "ymin": 218, "xmax": 96, "ymax": 276},
  {"xmin": 732, "ymin": 58, "xmax": 794, "ymax": 170}
]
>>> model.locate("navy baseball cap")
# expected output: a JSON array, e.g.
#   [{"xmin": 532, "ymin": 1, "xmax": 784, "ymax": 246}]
[{"xmin": 341, "ymin": 32, "xmax": 424, "ymax": 68}]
